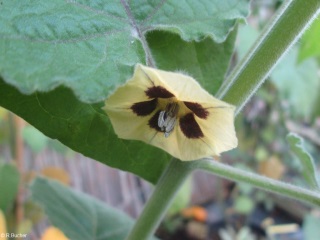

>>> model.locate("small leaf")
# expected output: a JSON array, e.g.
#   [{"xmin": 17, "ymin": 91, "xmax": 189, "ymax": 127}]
[
  {"xmin": 234, "ymin": 195, "xmax": 254, "ymax": 215},
  {"xmin": 30, "ymin": 178, "xmax": 157, "ymax": 240},
  {"xmin": 41, "ymin": 167, "xmax": 70, "ymax": 185},
  {"xmin": 22, "ymin": 126, "xmax": 48, "ymax": 153},
  {"xmin": 41, "ymin": 227, "xmax": 69, "ymax": 240},
  {"xmin": 255, "ymin": 146, "xmax": 269, "ymax": 162},
  {"xmin": 298, "ymin": 18, "xmax": 320, "ymax": 62},
  {"xmin": 0, "ymin": 162, "xmax": 20, "ymax": 212},
  {"xmin": 287, "ymin": 133, "xmax": 319, "ymax": 189}
]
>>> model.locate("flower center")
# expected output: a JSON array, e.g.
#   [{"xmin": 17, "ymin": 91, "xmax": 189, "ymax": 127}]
[{"xmin": 158, "ymin": 102, "xmax": 180, "ymax": 138}]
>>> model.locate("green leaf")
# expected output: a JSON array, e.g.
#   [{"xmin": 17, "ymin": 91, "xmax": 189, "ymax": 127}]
[
  {"xmin": 22, "ymin": 126, "xmax": 48, "ymax": 153},
  {"xmin": 30, "ymin": 177, "xmax": 157, "ymax": 240},
  {"xmin": 0, "ymin": 80, "xmax": 170, "ymax": 183},
  {"xmin": 147, "ymin": 28, "xmax": 237, "ymax": 95},
  {"xmin": 287, "ymin": 133, "xmax": 319, "ymax": 189},
  {"xmin": 271, "ymin": 47, "xmax": 319, "ymax": 118},
  {"xmin": 0, "ymin": 162, "xmax": 20, "ymax": 212},
  {"xmin": 298, "ymin": 18, "xmax": 320, "ymax": 62},
  {"xmin": 139, "ymin": 1, "xmax": 248, "ymax": 42},
  {"xmin": 234, "ymin": 195, "xmax": 254, "ymax": 214},
  {"xmin": 0, "ymin": 0, "xmax": 249, "ymax": 103},
  {"xmin": 0, "ymin": 1, "xmax": 249, "ymax": 183}
]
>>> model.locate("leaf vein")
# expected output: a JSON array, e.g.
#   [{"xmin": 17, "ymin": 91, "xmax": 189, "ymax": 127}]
[
  {"xmin": 141, "ymin": 0, "xmax": 168, "ymax": 25},
  {"xmin": 0, "ymin": 29, "xmax": 127, "ymax": 44},
  {"xmin": 65, "ymin": 0, "xmax": 128, "ymax": 22}
]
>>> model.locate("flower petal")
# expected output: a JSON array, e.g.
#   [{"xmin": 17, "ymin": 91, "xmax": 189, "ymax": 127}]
[
  {"xmin": 183, "ymin": 102, "xmax": 209, "ymax": 119},
  {"xmin": 106, "ymin": 107, "xmax": 158, "ymax": 142},
  {"xmin": 147, "ymin": 125, "xmax": 212, "ymax": 161},
  {"xmin": 139, "ymin": 65, "xmax": 219, "ymax": 103},
  {"xmin": 179, "ymin": 113, "xmax": 204, "ymax": 139},
  {"xmin": 104, "ymin": 65, "xmax": 156, "ymax": 112},
  {"xmin": 131, "ymin": 99, "xmax": 158, "ymax": 116},
  {"xmin": 196, "ymin": 104, "xmax": 238, "ymax": 155}
]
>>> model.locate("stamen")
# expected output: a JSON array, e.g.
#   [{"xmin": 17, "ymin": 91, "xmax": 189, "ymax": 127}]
[
  {"xmin": 157, "ymin": 102, "xmax": 179, "ymax": 138},
  {"xmin": 158, "ymin": 111, "xmax": 166, "ymax": 130}
]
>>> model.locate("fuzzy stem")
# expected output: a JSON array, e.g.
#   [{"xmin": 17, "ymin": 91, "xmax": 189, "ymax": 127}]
[
  {"xmin": 217, "ymin": 0, "xmax": 320, "ymax": 114},
  {"xmin": 196, "ymin": 159, "xmax": 320, "ymax": 207},
  {"xmin": 125, "ymin": 159, "xmax": 193, "ymax": 240}
]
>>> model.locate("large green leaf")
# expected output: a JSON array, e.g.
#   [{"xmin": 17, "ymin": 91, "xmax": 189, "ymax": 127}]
[
  {"xmin": 287, "ymin": 133, "xmax": 319, "ymax": 189},
  {"xmin": 0, "ymin": 0, "xmax": 248, "ymax": 102},
  {"xmin": 0, "ymin": 1, "xmax": 249, "ymax": 183},
  {"xmin": 0, "ymin": 162, "xmax": 20, "ymax": 212},
  {"xmin": 31, "ymin": 177, "xmax": 157, "ymax": 240}
]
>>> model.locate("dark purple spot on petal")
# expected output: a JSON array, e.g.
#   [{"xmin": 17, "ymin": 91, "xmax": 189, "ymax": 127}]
[
  {"xmin": 179, "ymin": 113, "xmax": 204, "ymax": 139},
  {"xmin": 131, "ymin": 99, "xmax": 157, "ymax": 116},
  {"xmin": 148, "ymin": 111, "xmax": 162, "ymax": 132},
  {"xmin": 184, "ymin": 102, "xmax": 209, "ymax": 119},
  {"xmin": 146, "ymin": 86, "xmax": 174, "ymax": 99}
]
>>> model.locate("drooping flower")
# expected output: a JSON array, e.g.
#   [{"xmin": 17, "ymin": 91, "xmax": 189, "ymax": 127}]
[{"xmin": 103, "ymin": 64, "xmax": 237, "ymax": 161}]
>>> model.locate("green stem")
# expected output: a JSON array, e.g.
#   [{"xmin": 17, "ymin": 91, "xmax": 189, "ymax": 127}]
[
  {"xmin": 125, "ymin": 159, "xmax": 193, "ymax": 240},
  {"xmin": 217, "ymin": 0, "xmax": 320, "ymax": 114},
  {"xmin": 196, "ymin": 159, "xmax": 320, "ymax": 206}
]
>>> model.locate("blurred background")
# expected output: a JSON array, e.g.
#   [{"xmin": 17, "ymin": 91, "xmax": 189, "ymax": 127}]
[{"xmin": 1, "ymin": 0, "xmax": 320, "ymax": 239}]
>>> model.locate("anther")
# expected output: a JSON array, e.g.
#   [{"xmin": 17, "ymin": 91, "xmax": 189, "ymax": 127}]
[{"xmin": 157, "ymin": 102, "xmax": 179, "ymax": 138}]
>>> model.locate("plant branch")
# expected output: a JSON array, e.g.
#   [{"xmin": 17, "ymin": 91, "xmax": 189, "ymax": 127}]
[
  {"xmin": 125, "ymin": 159, "xmax": 193, "ymax": 240},
  {"xmin": 195, "ymin": 159, "xmax": 320, "ymax": 207},
  {"xmin": 217, "ymin": 0, "xmax": 320, "ymax": 115}
]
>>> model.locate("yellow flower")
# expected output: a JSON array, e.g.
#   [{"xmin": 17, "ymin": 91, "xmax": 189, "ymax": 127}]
[{"xmin": 104, "ymin": 64, "xmax": 237, "ymax": 161}]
